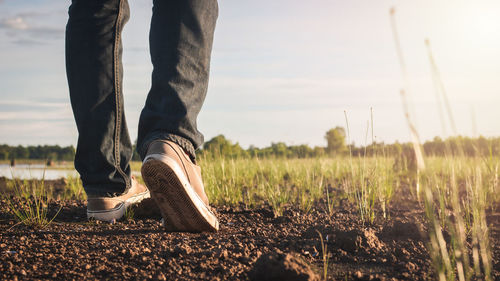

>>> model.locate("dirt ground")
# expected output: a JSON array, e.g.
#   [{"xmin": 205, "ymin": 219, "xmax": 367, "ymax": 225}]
[{"xmin": 0, "ymin": 181, "xmax": 498, "ymax": 280}]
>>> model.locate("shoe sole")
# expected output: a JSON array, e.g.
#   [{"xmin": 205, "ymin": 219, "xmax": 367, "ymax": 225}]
[
  {"xmin": 141, "ymin": 154, "xmax": 219, "ymax": 232},
  {"xmin": 87, "ymin": 190, "xmax": 150, "ymax": 222}
]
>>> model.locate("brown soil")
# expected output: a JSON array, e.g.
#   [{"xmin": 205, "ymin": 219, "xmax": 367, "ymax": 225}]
[{"xmin": 0, "ymin": 181, "xmax": 499, "ymax": 280}]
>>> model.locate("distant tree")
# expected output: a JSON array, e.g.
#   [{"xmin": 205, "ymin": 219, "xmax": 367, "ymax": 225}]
[
  {"xmin": 392, "ymin": 141, "xmax": 403, "ymax": 156},
  {"xmin": 203, "ymin": 135, "xmax": 231, "ymax": 155},
  {"xmin": 271, "ymin": 142, "xmax": 288, "ymax": 158},
  {"xmin": 0, "ymin": 145, "xmax": 9, "ymax": 160},
  {"xmin": 324, "ymin": 127, "xmax": 347, "ymax": 155},
  {"xmin": 476, "ymin": 136, "xmax": 489, "ymax": 156},
  {"xmin": 289, "ymin": 144, "xmax": 313, "ymax": 158},
  {"xmin": 202, "ymin": 135, "xmax": 245, "ymax": 158},
  {"xmin": 424, "ymin": 136, "xmax": 443, "ymax": 156},
  {"xmin": 60, "ymin": 146, "xmax": 76, "ymax": 161},
  {"xmin": 14, "ymin": 145, "xmax": 29, "ymax": 159},
  {"xmin": 313, "ymin": 146, "xmax": 326, "ymax": 157},
  {"xmin": 247, "ymin": 145, "xmax": 258, "ymax": 157}
]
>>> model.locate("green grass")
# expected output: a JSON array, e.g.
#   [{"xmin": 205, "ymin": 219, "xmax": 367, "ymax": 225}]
[
  {"xmin": 61, "ymin": 175, "xmax": 86, "ymax": 200},
  {"xmin": 317, "ymin": 230, "xmax": 330, "ymax": 280},
  {"xmin": 199, "ymin": 156, "xmax": 397, "ymax": 221},
  {"xmin": 419, "ymin": 157, "xmax": 496, "ymax": 281},
  {"xmin": 3, "ymin": 178, "xmax": 61, "ymax": 229}
]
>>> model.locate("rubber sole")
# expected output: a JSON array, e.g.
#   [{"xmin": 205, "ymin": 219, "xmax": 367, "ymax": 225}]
[
  {"xmin": 141, "ymin": 155, "xmax": 219, "ymax": 232},
  {"xmin": 87, "ymin": 190, "xmax": 150, "ymax": 222}
]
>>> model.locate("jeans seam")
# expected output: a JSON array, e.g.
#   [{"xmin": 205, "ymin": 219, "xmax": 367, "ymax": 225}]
[{"xmin": 113, "ymin": 0, "xmax": 130, "ymax": 189}]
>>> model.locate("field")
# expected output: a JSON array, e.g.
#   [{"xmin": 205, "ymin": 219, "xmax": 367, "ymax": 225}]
[{"xmin": 0, "ymin": 155, "xmax": 498, "ymax": 280}]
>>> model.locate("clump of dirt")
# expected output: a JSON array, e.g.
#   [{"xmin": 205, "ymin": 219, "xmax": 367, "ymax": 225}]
[
  {"xmin": 249, "ymin": 251, "xmax": 320, "ymax": 281},
  {"xmin": 379, "ymin": 218, "xmax": 423, "ymax": 241},
  {"xmin": 332, "ymin": 228, "xmax": 386, "ymax": 255}
]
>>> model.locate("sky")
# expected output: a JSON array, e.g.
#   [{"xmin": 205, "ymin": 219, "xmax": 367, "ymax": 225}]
[{"xmin": 0, "ymin": 0, "xmax": 499, "ymax": 148}]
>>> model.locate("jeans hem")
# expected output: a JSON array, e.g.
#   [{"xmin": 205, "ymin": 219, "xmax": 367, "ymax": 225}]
[
  {"xmin": 85, "ymin": 185, "xmax": 129, "ymax": 198},
  {"xmin": 139, "ymin": 132, "xmax": 196, "ymax": 161}
]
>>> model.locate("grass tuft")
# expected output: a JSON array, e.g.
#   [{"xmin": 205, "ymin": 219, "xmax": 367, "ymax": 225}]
[{"xmin": 4, "ymin": 177, "xmax": 61, "ymax": 229}]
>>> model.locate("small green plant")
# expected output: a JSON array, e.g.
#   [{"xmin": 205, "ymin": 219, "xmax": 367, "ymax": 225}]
[
  {"xmin": 124, "ymin": 206, "xmax": 135, "ymax": 221},
  {"xmin": 4, "ymin": 178, "xmax": 61, "ymax": 229},
  {"xmin": 62, "ymin": 175, "xmax": 86, "ymax": 200},
  {"xmin": 324, "ymin": 179, "xmax": 335, "ymax": 216},
  {"xmin": 343, "ymin": 110, "xmax": 395, "ymax": 224},
  {"xmin": 316, "ymin": 230, "xmax": 330, "ymax": 280}
]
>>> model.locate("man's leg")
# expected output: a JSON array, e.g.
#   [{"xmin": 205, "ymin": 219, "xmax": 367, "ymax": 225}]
[
  {"xmin": 137, "ymin": 0, "xmax": 218, "ymax": 159},
  {"xmin": 66, "ymin": 0, "xmax": 132, "ymax": 197},
  {"xmin": 138, "ymin": 0, "xmax": 219, "ymax": 232},
  {"xmin": 66, "ymin": 0, "xmax": 150, "ymax": 221}
]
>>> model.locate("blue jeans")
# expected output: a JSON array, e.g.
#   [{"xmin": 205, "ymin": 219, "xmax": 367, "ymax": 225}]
[{"xmin": 65, "ymin": 0, "xmax": 218, "ymax": 196}]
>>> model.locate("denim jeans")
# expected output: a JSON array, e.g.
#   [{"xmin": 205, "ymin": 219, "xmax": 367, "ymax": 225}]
[{"xmin": 65, "ymin": 0, "xmax": 218, "ymax": 196}]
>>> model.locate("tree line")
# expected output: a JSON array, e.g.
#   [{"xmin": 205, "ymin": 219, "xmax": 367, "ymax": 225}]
[
  {"xmin": 2, "ymin": 127, "xmax": 500, "ymax": 161},
  {"xmin": 0, "ymin": 144, "xmax": 75, "ymax": 161},
  {"xmin": 198, "ymin": 128, "xmax": 500, "ymax": 159}
]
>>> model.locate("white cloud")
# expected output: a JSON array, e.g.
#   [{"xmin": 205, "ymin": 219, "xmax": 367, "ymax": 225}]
[
  {"xmin": 0, "ymin": 11, "xmax": 65, "ymax": 44},
  {"xmin": 0, "ymin": 17, "xmax": 29, "ymax": 30}
]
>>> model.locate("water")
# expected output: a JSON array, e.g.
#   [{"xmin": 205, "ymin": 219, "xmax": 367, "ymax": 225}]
[
  {"xmin": 0, "ymin": 164, "xmax": 78, "ymax": 180},
  {"xmin": 0, "ymin": 164, "xmax": 141, "ymax": 180}
]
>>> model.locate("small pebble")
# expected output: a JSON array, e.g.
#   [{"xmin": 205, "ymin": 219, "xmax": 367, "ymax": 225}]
[{"xmin": 354, "ymin": 271, "xmax": 364, "ymax": 278}]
